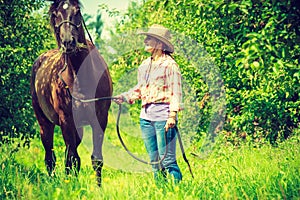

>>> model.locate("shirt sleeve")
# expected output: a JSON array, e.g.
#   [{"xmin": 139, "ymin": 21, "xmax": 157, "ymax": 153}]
[{"xmin": 167, "ymin": 62, "xmax": 183, "ymax": 112}]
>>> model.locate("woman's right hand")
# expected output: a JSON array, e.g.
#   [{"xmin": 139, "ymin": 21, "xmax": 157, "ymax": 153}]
[{"xmin": 113, "ymin": 95, "xmax": 125, "ymax": 104}]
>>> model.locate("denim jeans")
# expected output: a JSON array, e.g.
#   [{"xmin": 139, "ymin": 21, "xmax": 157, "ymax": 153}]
[{"xmin": 140, "ymin": 118, "xmax": 182, "ymax": 182}]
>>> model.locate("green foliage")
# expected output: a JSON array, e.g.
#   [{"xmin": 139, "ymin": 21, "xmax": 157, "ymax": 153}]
[
  {"xmin": 100, "ymin": 0, "xmax": 300, "ymax": 144},
  {"xmin": 1, "ymin": 0, "xmax": 298, "ymax": 147},
  {"xmin": 83, "ymin": 9, "xmax": 104, "ymax": 49},
  {"xmin": 0, "ymin": 1, "xmax": 55, "ymax": 146}
]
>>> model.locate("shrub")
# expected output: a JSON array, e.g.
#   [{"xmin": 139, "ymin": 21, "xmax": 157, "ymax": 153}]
[
  {"xmin": 101, "ymin": 0, "xmax": 300, "ymax": 143},
  {"xmin": 0, "ymin": 1, "xmax": 55, "ymax": 146}
]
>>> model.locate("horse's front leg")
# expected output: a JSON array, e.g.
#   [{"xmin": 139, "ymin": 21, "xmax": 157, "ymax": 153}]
[
  {"xmin": 61, "ymin": 123, "xmax": 82, "ymax": 175},
  {"xmin": 91, "ymin": 122, "xmax": 105, "ymax": 186}
]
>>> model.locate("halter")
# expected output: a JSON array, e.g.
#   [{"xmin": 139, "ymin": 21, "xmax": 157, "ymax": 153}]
[
  {"xmin": 55, "ymin": 19, "xmax": 82, "ymax": 30},
  {"xmin": 54, "ymin": 12, "xmax": 95, "ymax": 47}
]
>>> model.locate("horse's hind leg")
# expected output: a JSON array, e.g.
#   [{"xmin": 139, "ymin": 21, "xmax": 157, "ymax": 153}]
[
  {"xmin": 35, "ymin": 112, "xmax": 56, "ymax": 176},
  {"xmin": 32, "ymin": 98, "xmax": 56, "ymax": 176},
  {"xmin": 40, "ymin": 123, "xmax": 56, "ymax": 176}
]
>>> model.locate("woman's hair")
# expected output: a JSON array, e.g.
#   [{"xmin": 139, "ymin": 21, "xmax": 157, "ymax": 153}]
[
  {"xmin": 165, "ymin": 51, "xmax": 175, "ymax": 60},
  {"xmin": 153, "ymin": 39, "xmax": 174, "ymax": 59},
  {"xmin": 162, "ymin": 43, "xmax": 174, "ymax": 59}
]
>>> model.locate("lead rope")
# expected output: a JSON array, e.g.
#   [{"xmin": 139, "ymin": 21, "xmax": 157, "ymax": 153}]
[
  {"xmin": 60, "ymin": 26, "xmax": 190, "ymax": 174},
  {"xmin": 175, "ymin": 126, "xmax": 194, "ymax": 178},
  {"xmin": 58, "ymin": 68, "xmax": 193, "ymax": 176},
  {"xmin": 82, "ymin": 19, "xmax": 94, "ymax": 46},
  {"xmin": 116, "ymin": 104, "xmax": 194, "ymax": 178},
  {"xmin": 58, "ymin": 53, "xmax": 193, "ymax": 178}
]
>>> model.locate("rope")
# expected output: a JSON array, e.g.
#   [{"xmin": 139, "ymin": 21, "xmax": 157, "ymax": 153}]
[
  {"xmin": 82, "ymin": 19, "xmax": 94, "ymax": 46},
  {"xmin": 55, "ymin": 15, "xmax": 195, "ymax": 174},
  {"xmin": 116, "ymin": 104, "xmax": 194, "ymax": 178},
  {"xmin": 175, "ymin": 126, "xmax": 194, "ymax": 178},
  {"xmin": 58, "ymin": 55, "xmax": 194, "ymax": 178}
]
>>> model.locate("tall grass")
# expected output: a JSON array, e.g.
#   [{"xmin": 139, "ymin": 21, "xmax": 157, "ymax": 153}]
[{"xmin": 1, "ymin": 124, "xmax": 299, "ymax": 199}]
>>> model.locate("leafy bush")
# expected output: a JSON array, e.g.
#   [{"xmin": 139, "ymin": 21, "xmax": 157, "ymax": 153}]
[
  {"xmin": 0, "ymin": 1, "xmax": 55, "ymax": 146},
  {"xmin": 101, "ymin": 0, "xmax": 300, "ymax": 144}
]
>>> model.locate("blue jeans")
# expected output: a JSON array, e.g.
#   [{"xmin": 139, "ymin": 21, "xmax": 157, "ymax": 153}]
[{"xmin": 140, "ymin": 118, "xmax": 182, "ymax": 182}]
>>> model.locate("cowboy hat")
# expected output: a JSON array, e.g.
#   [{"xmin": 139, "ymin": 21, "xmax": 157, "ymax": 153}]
[{"xmin": 138, "ymin": 24, "xmax": 174, "ymax": 53}]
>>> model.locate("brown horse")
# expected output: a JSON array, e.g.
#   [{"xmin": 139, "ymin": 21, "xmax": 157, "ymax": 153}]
[{"xmin": 30, "ymin": 0, "xmax": 112, "ymax": 186}]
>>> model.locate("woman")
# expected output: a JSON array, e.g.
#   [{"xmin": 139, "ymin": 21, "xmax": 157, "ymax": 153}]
[{"xmin": 114, "ymin": 24, "xmax": 183, "ymax": 183}]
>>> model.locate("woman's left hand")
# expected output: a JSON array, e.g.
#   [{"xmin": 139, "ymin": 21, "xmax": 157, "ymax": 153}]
[{"xmin": 165, "ymin": 117, "xmax": 176, "ymax": 132}]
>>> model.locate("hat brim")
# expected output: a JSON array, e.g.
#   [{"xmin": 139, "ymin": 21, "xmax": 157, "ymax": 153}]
[{"xmin": 138, "ymin": 32, "xmax": 174, "ymax": 53}]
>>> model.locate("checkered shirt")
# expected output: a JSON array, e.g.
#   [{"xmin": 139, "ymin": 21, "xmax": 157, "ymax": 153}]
[{"xmin": 122, "ymin": 54, "xmax": 183, "ymax": 112}]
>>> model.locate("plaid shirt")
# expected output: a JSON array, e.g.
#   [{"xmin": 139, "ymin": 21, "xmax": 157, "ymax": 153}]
[{"xmin": 122, "ymin": 54, "xmax": 183, "ymax": 112}]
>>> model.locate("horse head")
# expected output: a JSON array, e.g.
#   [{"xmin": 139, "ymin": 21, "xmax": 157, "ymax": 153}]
[{"xmin": 49, "ymin": 0, "xmax": 85, "ymax": 53}]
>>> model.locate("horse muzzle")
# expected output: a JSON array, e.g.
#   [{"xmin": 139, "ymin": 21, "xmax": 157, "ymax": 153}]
[{"xmin": 61, "ymin": 37, "xmax": 77, "ymax": 53}]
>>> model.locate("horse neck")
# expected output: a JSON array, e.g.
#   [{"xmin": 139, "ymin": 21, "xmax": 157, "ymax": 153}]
[
  {"xmin": 68, "ymin": 49, "xmax": 89, "ymax": 72},
  {"xmin": 66, "ymin": 45, "xmax": 99, "ymax": 97},
  {"xmin": 67, "ymin": 25, "xmax": 91, "ymax": 71}
]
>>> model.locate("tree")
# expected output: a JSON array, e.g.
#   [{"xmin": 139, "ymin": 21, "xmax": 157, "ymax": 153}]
[
  {"xmin": 101, "ymin": 0, "xmax": 300, "ymax": 144},
  {"xmin": 0, "ymin": 0, "xmax": 55, "ymax": 146},
  {"xmin": 83, "ymin": 10, "xmax": 104, "ymax": 49}
]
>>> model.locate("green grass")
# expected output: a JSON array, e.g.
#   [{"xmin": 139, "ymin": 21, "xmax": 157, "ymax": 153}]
[{"xmin": 1, "ymin": 118, "xmax": 300, "ymax": 199}]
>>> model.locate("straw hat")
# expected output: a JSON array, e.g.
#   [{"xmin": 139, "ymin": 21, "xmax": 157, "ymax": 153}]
[{"xmin": 138, "ymin": 24, "xmax": 174, "ymax": 53}]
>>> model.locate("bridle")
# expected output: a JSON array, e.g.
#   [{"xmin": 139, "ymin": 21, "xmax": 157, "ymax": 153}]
[
  {"xmin": 53, "ymin": 9, "xmax": 94, "ymax": 49},
  {"xmin": 55, "ymin": 19, "xmax": 82, "ymax": 30}
]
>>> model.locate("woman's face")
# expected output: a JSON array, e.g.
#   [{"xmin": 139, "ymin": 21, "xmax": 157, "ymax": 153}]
[{"xmin": 144, "ymin": 36, "xmax": 162, "ymax": 53}]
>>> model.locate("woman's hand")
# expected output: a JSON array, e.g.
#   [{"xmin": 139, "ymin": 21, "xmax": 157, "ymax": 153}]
[
  {"xmin": 165, "ymin": 117, "xmax": 176, "ymax": 132},
  {"xmin": 113, "ymin": 95, "xmax": 125, "ymax": 104},
  {"xmin": 165, "ymin": 111, "xmax": 177, "ymax": 132}
]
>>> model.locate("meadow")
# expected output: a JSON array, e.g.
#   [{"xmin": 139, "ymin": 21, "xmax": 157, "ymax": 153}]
[
  {"xmin": 1, "ymin": 114, "xmax": 299, "ymax": 200},
  {"xmin": 1, "ymin": 70, "xmax": 298, "ymax": 199}
]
